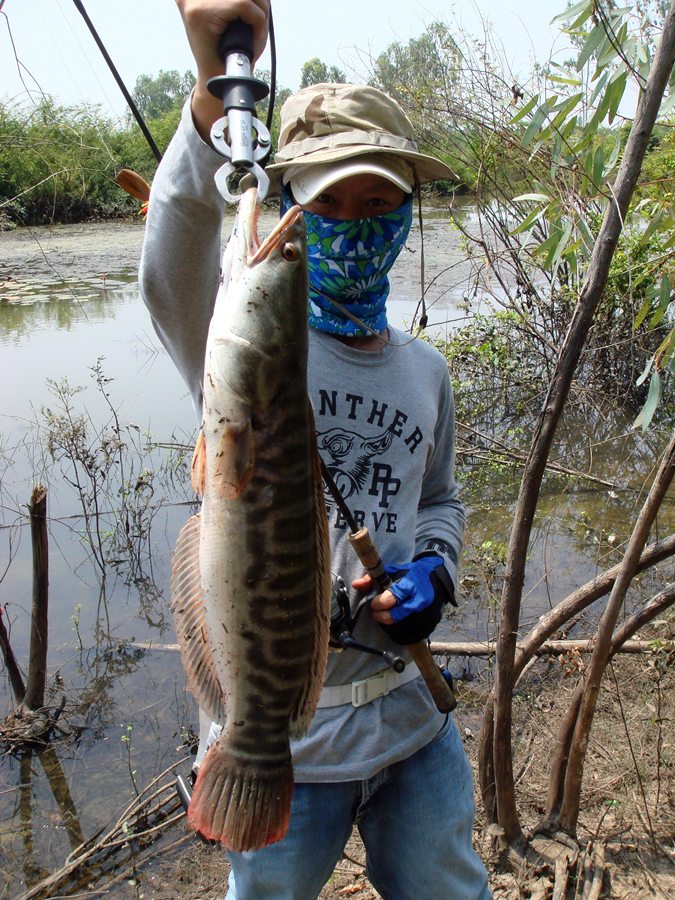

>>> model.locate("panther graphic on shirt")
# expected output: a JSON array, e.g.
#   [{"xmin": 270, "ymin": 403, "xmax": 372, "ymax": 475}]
[{"xmin": 316, "ymin": 389, "xmax": 426, "ymax": 535}]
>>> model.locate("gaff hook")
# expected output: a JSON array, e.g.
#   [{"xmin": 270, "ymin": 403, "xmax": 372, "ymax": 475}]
[{"xmin": 208, "ymin": 20, "xmax": 271, "ymax": 202}]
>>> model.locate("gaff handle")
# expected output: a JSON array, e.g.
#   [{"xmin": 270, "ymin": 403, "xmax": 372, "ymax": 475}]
[
  {"xmin": 347, "ymin": 527, "xmax": 457, "ymax": 714},
  {"xmin": 207, "ymin": 16, "xmax": 271, "ymax": 200},
  {"xmin": 217, "ymin": 19, "xmax": 254, "ymax": 62}
]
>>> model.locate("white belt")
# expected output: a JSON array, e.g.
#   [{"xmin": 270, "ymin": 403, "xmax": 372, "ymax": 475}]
[{"xmin": 317, "ymin": 663, "xmax": 420, "ymax": 709}]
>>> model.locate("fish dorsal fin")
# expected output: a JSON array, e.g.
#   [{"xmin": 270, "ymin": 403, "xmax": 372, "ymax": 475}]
[
  {"xmin": 289, "ymin": 403, "xmax": 331, "ymax": 738},
  {"xmin": 171, "ymin": 514, "xmax": 226, "ymax": 724},
  {"xmin": 213, "ymin": 417, "xmax": 254, "ymax": 499}
]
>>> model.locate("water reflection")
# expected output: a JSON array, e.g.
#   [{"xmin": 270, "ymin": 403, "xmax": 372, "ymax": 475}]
[
  {"xmin": 0, "ymin": 280, "xmax": 136, "ymax": 340},
  {"xmin": 0, "ymin": 249, "xmax": 202, "ymax": 889}
]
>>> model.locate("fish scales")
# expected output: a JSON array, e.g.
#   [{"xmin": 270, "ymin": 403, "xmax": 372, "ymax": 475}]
[{"xmin": 171, "ymin": 189, "xmax": 331, "ymax": 851}]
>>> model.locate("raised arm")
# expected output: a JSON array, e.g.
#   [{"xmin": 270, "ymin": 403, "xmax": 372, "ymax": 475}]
[
  {"xmin": 176, "ymin": 0, "xmax": 270, "ymax": 140},
  {"xmin": 139, "ymin": 0, "xmax": 270, "ymax": 416}
]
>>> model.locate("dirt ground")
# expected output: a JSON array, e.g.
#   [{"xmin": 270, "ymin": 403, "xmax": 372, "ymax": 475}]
[{"xmin": 118, "ymin": 645, "xmax": 674, "ymax": 900}]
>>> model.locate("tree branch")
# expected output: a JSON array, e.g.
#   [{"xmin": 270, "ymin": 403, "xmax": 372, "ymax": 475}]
[
  {"xmin": 558, "ymin": 431, "xmax": 675, "ymax": 832},
  {"xmin": 486, "ymin": 1, "xmax": 675, "ymax": 844}
]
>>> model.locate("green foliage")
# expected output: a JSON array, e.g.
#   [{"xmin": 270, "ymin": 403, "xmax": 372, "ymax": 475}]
[
  {"xmin": 437, "ymin": 310, "xmax": 542, "ymax": 442},
  {"xmin": 255, "ymin": 69, "xmax": 292, "ymax": 153},
  {"xmin": 369, "ymin": 23, "xmax": 461, "ymax": 179},
  {"xmin": 640, "ymin": 126, "xmax": 675, "ymax": 204},
  {"xmin": 299, "ymin": 58, "xmax": 346, "ymax": 88},
  {"xmin": 539, "ymin": 1, "xmax": 674, "ymax": 425},
  {"xmin": 131, "ymin": 69, "xmax": 195, "ymax": 120},
  {"xmin": 444, "ymin": 2, "xmax": 672, "ymax": 422},
  {"xmin": 120, "ymin": 723, "xmax": 139, "ymax": 796},
  {"xmin": 0, "ymin": 66, "xmax": 289, "ymax": 227},
  {"xmin": 0, "ymin": 95, "xmax": 179, "ymax": 225},
  {"xmin": 0, "ymin": 81, "xmax": 149, "ymax": 226},
  {"xmin": 370, "ymin": 22, "xmax": 460, "ymax": 107},
  {"xmin": 111, "ymin": 105, "xmax": 183, "ymax": 185},
  {"xmin": 0, "ymin": 97, "xmax": 138, "ymax": 225}
]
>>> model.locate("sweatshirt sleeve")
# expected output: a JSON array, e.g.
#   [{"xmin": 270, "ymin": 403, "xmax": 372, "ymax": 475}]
[
  {"xmin": 139, "ymin": 99, "xmax": 226, "ymax": 417},
  {"xmin": 414, "ymin": 363, "xmax": 465, "ymax": 590}
]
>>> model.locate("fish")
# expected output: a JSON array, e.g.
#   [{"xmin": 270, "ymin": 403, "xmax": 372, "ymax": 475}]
[{"xmin": 170, "ymin": 187, "xmax": 331, "ymax": 851}]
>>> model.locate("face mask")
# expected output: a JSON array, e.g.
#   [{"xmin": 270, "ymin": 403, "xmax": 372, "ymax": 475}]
[{"xmin": 280, "ymin": 186, "xmax": 413, "ymax": 337}]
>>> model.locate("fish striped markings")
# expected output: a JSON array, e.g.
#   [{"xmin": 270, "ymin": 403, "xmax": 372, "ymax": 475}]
[{"xmin": 170, "ymin": 190, "xmax": 331, "ymax": 851}]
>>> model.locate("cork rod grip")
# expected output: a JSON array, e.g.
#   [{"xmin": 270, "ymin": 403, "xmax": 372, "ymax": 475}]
[
  {"xmin": 347, "ymin": 528, "xmax": 389, "ymax": 586},
  {"xmin": 407, "ymin": 642, "xmax": 457, "ymax": 713}
]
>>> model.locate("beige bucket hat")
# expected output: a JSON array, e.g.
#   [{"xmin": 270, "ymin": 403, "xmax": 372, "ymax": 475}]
[{"xmin": 264, "ymin": 82, "xmax": 457, "ymax": 196}]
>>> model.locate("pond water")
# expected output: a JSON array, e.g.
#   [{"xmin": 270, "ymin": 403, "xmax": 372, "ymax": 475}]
[{"xmin": 0, "ymin": 205, "xmax": 672, "ymax": 894}]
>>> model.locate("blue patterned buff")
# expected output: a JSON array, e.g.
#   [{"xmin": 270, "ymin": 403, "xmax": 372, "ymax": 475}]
[{"xmin": 280, "ymin": 186, "xmax": 413, "ymax": 337}]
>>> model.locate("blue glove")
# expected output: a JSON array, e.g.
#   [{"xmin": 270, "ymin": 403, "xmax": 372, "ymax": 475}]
[{"xmin": 379, "ymin": 552, "xmax": 456, "ymax": 645}]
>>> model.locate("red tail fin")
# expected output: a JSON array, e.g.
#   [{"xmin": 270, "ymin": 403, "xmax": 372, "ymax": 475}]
[{"xmin": 188, "ymin": 735, "xmax": 294, "ymax": 851}]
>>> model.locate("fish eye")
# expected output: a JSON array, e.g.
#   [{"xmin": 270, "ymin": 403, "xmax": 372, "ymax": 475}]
[{"xmin": 281, "ymin": 242, "xmax": 299, "ymax": 261}]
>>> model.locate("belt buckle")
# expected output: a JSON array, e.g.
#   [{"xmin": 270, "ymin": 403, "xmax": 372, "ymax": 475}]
[{"xmin": 352, "ymin": 671, "xmax": 389, "ymax": 708}]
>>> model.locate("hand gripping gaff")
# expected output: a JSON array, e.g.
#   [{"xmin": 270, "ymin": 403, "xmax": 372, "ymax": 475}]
[{"xmin": 207, "ymin": 19, "xmax": 271, "ymax": 202}]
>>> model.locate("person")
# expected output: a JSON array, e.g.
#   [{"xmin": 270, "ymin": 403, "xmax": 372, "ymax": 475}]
[{"xmin": 140, "ymin": 1, "xmax": 491, "ymax": 897}]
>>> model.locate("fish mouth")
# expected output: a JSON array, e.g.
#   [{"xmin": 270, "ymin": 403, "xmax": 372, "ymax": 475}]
[{"xmin": 241, "ymin": 188, "xmax": 303, "ymax": 266}]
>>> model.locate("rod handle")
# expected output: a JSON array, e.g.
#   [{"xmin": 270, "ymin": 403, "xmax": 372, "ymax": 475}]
[
  {"xmin": 347, "ymin": 527, "xmax": 391, "ymax": 591},
  {"xmin": 347, "ymin": 527, "xmax": 457, "ymax": 713},
  {"xmin": 408, "ymin": 641, "xmax": 457, "ymax": 713}
]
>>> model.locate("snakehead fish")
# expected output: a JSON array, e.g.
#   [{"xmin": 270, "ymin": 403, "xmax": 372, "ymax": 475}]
[{"xmin": 170, "ymin": 188, "xmax": 331, "ymax": 851}]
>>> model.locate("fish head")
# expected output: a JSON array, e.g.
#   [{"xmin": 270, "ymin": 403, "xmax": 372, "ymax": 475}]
[
  {"xmin": 205, "ymin": 187, "xmax": 308, "ymax": 415},
  {"xmin": 218, "ymin": 187, "xmax": 308, "ymax": 350}
]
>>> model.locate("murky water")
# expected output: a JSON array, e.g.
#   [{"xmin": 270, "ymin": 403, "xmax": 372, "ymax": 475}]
[
  {"xmin": 0, "ymin": 208, "xmax": 672, "ymax": 894},
  {"xmin": 0, "ymin": 206, "xmax": 485, "ymax": 893}
]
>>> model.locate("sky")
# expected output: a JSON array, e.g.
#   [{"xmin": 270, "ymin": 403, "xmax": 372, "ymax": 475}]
[{"xmin": 0, "ymin": 0, "xmax": 575, "ymax": 121}]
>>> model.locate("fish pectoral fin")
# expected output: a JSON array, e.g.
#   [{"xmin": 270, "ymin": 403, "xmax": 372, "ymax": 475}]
[
  {"xmin": 213, "ymin": 418, "xmax": 254, "ymax": 499},
  {"xmin": 290, "ymin": 405, "xmax": 332, "ymax": 738},
  {"xmin": 171, "ymin": 514, "xmax": 226, "ymax": 724},
  {"xmin": 191, "ymin": 430, "xmax": 206, "ymax": 495}
]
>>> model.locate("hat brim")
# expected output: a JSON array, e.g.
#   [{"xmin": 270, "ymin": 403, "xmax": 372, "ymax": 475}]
[
  {"xmin": 264, "ymin": 145, "xmax": 458, "ymax": 197},
  {"xmin": 285, "ymin": 158, "xmax": 414, "ymax": 204}
]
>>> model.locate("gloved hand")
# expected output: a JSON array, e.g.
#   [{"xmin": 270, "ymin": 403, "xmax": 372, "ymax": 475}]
[{"xmin": 380, "ymin": 552, "xmax": 456, "ymax": 645}]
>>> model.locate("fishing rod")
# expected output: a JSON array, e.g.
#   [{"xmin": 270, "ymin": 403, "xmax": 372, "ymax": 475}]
[{"xmin": 71, "ymin": 0, "xmax": 162, "ymax": 164}]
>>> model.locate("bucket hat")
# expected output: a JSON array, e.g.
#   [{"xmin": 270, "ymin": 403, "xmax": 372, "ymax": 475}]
[{"xmin": 264, "ymin": 82, "xmax": 457, "ymax": 196}]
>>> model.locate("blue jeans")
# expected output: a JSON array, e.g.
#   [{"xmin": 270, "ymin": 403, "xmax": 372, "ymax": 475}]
[{"xmin": 225, "ymin": 716, "xmax": 491, "ymax": 899}]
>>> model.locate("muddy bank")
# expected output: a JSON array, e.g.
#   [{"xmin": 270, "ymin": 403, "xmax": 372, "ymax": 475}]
[
  {"xmin": 0, "ymin": 220, "xmax": 147, "ymax": 282},
  {"xmin": 79, "ymin": 650, "xmax": 675, "ymax": 899}
]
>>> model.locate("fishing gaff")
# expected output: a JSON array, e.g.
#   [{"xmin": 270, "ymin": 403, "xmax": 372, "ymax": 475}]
[{"xmin": 207, "ymin": 19, "xmax": 272, "ymax": 201}]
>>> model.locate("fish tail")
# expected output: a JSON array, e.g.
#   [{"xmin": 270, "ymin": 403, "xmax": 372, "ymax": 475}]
[{"xmin": 188, "ymin": 735, "xmax": 293, "ymax": 851}]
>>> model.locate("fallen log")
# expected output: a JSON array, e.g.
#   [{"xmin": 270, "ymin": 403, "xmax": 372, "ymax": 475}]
[
  {"xmin": 130, "ymin": 638, "xmax": 670, "ymax": 656},
  {"xmin": 430, "ymin": 639, "xmax": 669, "ymax": 656}
]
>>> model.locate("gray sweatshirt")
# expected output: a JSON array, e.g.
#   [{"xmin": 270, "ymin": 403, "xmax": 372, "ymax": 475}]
[{"xmin": 139, "ymin": 101, "xmax": 465, "ymax": 781}]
